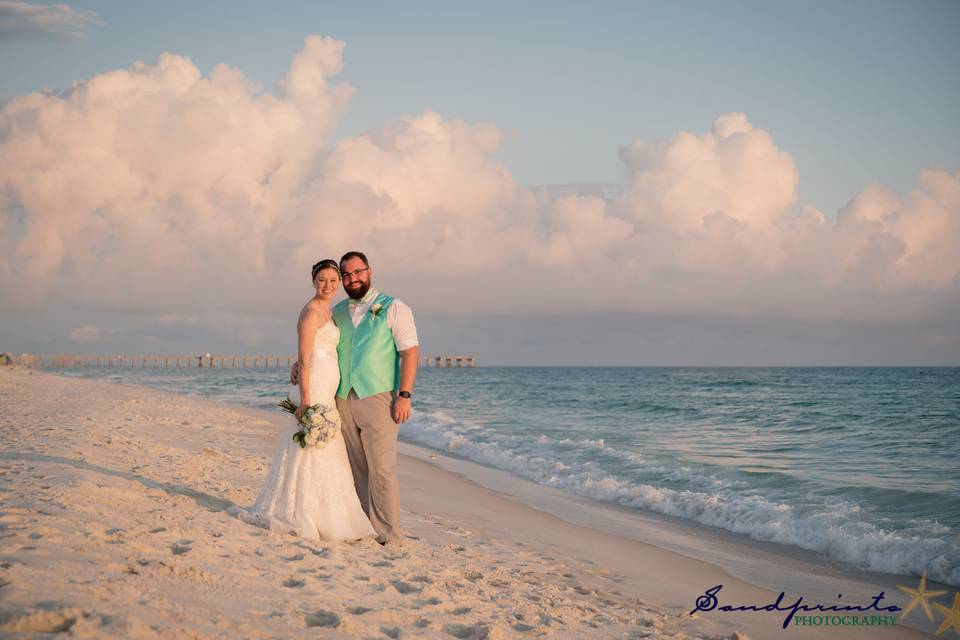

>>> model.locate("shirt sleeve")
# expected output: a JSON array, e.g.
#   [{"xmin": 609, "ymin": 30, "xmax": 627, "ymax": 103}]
[{"xmin": 388, "ymin": 299, "xmax": 419, "ymax": 351}]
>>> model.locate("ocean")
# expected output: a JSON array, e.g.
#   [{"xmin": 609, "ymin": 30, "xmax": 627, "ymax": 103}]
[{"xmin": 58, "ymin": 365, "xmax": 959, "ymax": 586}]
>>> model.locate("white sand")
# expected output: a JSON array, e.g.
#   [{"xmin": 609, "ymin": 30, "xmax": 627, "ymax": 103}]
[{"xmin": 0, "ymin": 368, "xmax": 934, "ymax": 638}]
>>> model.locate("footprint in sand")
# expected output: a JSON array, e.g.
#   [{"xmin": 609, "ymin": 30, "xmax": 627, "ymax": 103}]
[
  {"xmin": 281, "ymin": 553, "xmax": 304, "ymax": 562},
  {"xmin": 412, "ymin": 597, "xmax": 441, "ymax": 608},
  {"xmin": 0, "ymin": 608, "xmax": 80, "ymax": 634},
  {"xmin": 295, "ymin": 543, "xmax": 330, "ymax": 558},
  {"xmin": 538, "ymin": 613, "xmax": 563, "ymax": 627},
  {"xmin": 169, "ymin": 543, "xmax": 191, "ymax": 555},
  {"xmin": 282, "ymin": 577, "xmax": 305, "ymax": 588},
  {"xmin": 346, "ymin": 606, "xmax": 373, "ymax": 615},
  {"xmin": 391, "ymin": 580, "xmax": 421, "ymax": 594},
  {"xmin": 381, "ymin": 625, "xmax": 401, "ymax": 638},
  {"xmin": 304, "ymin": 610, "xmax": 340, "ymax": 628},
  {"xmin": 442, "ymin": 623, "xmax": 489, "ymax": 639}
]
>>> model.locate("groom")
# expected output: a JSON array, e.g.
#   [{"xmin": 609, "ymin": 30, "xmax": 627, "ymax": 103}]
[{"xmin": 295, "ymin": 251, "xmax": 419, "ymax": 547}]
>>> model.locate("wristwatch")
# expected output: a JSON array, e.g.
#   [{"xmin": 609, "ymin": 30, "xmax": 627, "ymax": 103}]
[{"xmin": 398, "ymin": 390, "xmax": 412, "ymax": 399}]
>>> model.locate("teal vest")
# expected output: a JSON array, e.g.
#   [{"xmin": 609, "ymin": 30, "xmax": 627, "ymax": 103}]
[{"xmin": 333, "ymin": 293, "xmax": 400, "ymax": 399}]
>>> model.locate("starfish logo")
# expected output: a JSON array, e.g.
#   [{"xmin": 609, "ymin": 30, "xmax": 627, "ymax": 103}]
[
  {"xmin": 933, "ymin": 594, "xmax": 960, "ymax": 637},
  {"xmin": 896, "ymin": 572, "xmax": 960, "ymax": 637},
  {"xmin": 898, "ymin": 572, "xmax": 948, "ymax": 622}
]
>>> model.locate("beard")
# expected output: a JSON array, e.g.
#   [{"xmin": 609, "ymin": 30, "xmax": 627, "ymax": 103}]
[{"xmin": 345, "ymin": 279, "xmax": 371, "ymax": 300}]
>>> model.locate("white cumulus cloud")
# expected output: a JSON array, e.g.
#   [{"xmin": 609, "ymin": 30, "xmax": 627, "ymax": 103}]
[{"xmin": 0, "ymin": 36, "xmax": 957, "ymax": 334}]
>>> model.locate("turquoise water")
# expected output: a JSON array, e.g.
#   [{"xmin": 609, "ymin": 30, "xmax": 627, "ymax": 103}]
[{"xmin": 59, "ymin": 365, "xmax": 960, "ymax": 585}]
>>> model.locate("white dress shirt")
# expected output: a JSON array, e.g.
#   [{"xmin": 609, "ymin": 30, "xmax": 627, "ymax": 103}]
[{"xmin": 346, "ymin": 288, "xmax": 419, "ymax": 351}]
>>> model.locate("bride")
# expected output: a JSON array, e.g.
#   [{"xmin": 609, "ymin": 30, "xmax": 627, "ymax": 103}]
[{"xmin": 228, "ymin": 259, "xmax": 375, "ymax": 541}]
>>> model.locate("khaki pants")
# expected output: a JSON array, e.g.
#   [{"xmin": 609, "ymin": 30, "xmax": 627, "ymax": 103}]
[{"xmin": 336, "ymin": 390, "xmax": 401, "ymax": 543}]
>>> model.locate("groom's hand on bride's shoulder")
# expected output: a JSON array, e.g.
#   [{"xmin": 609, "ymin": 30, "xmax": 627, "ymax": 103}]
[
  {"xmin": 290, "ymin": 361, "xmax": 300, "ymax": 385},
  {"xmin": 392, "ymin": 396, "xmax": 412, "ymax": 424}
]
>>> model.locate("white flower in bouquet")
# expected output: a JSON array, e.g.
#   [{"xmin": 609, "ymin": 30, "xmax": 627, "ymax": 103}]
[{"xmin": 278, "ymin": 398, "xmax": 341, "ymax": 449}]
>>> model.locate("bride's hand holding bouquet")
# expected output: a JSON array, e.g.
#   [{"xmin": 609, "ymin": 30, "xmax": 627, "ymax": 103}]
[
  {"xmin": 294, "ymin": 399, "xmax": 309, "ymax": 422},
  {"xmin": 278, "ymin": 397, "xmax": 341, "ymax": 449}
]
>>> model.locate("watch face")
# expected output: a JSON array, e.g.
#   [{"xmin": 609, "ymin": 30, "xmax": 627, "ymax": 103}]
[{"xmin": 399, "ymin": 391, "xmax": 411, "ymax": 398}]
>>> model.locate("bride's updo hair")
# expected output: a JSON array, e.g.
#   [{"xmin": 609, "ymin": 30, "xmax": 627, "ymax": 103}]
[{"xmin": 311, "ymin": 259, "xmax": 340, "ymax": 281}]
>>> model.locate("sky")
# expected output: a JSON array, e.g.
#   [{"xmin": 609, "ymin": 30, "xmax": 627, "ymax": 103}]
[{"xmin": 1, "ymin": 1, "xmax": 958, "ymax": 365}]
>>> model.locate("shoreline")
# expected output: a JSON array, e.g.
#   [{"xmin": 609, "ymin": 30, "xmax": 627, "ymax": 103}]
[
  {"xmin": 1, "ymin": 368, "xmax": 939, "ymax": 638},
  {"xmin": 394, "ymin": 445, "xmax": 941, "ymax": 639},
  {"xmin": 53, "ymin": 362, "xmax": 960, "ymax": 594},
  {"xmin": 396, "ymin": 442, "xmax": 951, "ymax": 629},
  {"xmin": 56, "ymin": 367, "xmax": 956, "ymax": 605},
  {"xmin": 58, "ymin": 367, "xmax": 960, "ymax": 598}
]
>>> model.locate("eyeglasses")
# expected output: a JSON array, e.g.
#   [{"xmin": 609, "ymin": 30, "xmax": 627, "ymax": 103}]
[{"xmin": 341, "ymin": 267, "xmax": 369, "ymax": 281}]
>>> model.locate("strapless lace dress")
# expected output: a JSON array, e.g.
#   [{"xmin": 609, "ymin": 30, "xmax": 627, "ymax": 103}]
[{"xmin": 228, "ymin": 321, "xmax": 375, "ymax": 541}]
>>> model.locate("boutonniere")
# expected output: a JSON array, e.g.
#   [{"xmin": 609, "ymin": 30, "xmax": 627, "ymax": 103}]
[{"xmin": 370, "ymin": 303, "xmax": 384, "ymax": 318}]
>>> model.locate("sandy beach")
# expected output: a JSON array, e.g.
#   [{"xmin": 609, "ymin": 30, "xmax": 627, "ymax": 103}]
[{"xmin": 0, "ymin": 367, "xmax": 937, "ymax": 639}]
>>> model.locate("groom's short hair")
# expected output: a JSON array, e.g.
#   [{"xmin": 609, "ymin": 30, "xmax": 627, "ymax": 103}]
[{"xmin": 340, "ymin": 251, "xmax": 369, "ymax": 270}]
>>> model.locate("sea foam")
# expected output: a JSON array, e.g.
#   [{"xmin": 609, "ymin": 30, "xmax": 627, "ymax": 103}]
[{"xmin": 402, "ymin": 410, "xmax": 960, "ymax": 586}]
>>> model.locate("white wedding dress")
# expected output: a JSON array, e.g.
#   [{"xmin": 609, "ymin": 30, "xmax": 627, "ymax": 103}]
[{"xmin": 228, "ymin": 321, "xmax": 375, "ymax": 541}]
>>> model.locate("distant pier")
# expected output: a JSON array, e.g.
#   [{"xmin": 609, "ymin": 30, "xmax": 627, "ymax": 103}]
[
  {"xmin": 13, "ymin": 354, "xmax": 294, "ymax": 369},
  {"xmin": 422, "ymin": 355, "xmax": 476, "ymax": 367},
  {"xmin": 9, "ymin": 353, "xmax": 476, "ymax": 369}
]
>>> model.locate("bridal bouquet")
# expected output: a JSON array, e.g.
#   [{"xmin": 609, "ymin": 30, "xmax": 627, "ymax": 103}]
[{"xmin": 278, "ymin": 398, "xmax": 340, "ymax": 448}]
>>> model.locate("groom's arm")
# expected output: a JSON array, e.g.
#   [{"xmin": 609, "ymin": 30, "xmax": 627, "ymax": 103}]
[
  {"xmin": 393, "ymin": 346, "xmax": 419, "ymax": 424},
  {"xmin": 389, "ymin": 300, "xmax": 419, "ymax": 424}
]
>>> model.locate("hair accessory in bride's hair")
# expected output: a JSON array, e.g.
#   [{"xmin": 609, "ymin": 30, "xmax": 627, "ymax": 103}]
[{"xmin": 311, "ymin": 259, "xmax": 340, "ymax": 280}]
